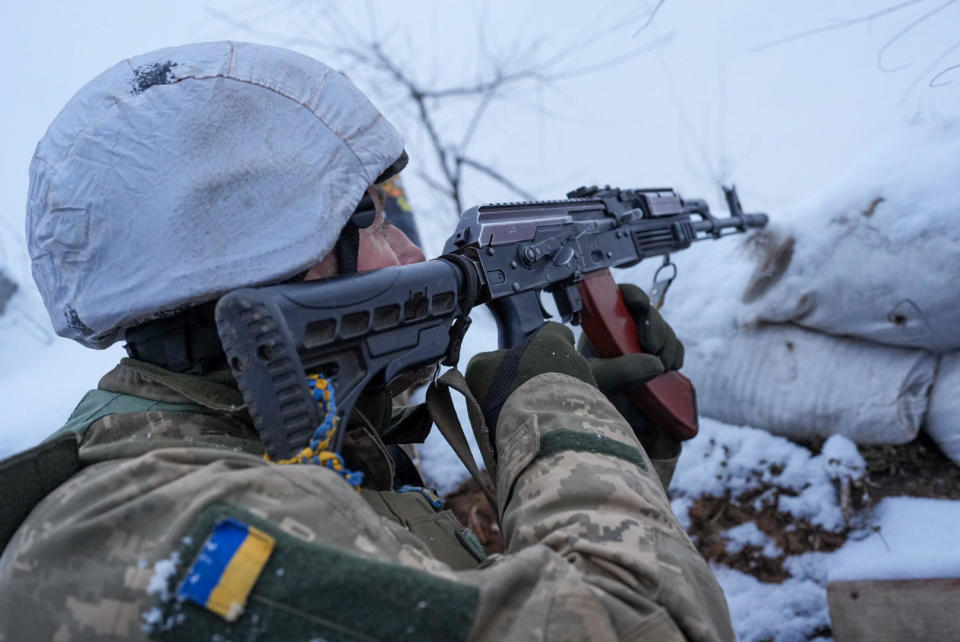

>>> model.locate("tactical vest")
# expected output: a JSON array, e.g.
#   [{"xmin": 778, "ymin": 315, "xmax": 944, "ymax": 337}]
[{"xmin": 0, "ymin": 389, "xmax": 486, "ymax": 569}]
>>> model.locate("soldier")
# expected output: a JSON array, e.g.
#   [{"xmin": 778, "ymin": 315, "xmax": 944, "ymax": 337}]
[{"xmin": 0, "ymin": 42, "xmax": 733, "ymax": 640}]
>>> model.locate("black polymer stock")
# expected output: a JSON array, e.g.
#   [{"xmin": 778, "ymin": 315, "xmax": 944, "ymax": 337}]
[{"xmin": 215, "ymin": 186, "xmax": 768, "ymax": 460}]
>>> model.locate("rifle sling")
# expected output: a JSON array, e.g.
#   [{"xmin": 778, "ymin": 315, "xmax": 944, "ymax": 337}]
[{"xmin": 426, "ymin": 369, "xmax": 497, "ymax": 512}]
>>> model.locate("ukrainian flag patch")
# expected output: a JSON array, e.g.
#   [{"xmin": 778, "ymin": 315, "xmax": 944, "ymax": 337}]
[{"xmin": 177, "ymin": 518, "xmax": 275, "ymax": 621}]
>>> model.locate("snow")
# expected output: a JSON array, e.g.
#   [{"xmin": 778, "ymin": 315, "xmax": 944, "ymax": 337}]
[
  {"xmin": 140, "ymin": 607, "xmax": 163, "ymax": 630},
  {"xmin": 736, "ymin": 120, "xmax": 960, "ymax": 352},
  {"xmin": 146, "ymin": 551, "xmax": 181, "ymax": 601},
  {"xmin": 821, "ymin": 436, "xmax": 866, "ymax": 481},
  {"xmin": 670, "ymin": 417, "xmax": 864, "ymax": 531},
  {"xmin": 829, "ymin": 497, "xmax": 960, "ymax": 582},
  {"xmin": 141, "ymin": 551, "xmax": 187, "ymax": 633},
  {"xmin": 714, "ymin": 496, "xmax": 960, "ymax": 642},
  {"xmin": 673, "ymin": 417, "xmax": 960, "ymax": 641},
  {"xmin": 714, "ymin": 565, "xmax": 830, "ymax": 642},
  {"xmin": 724, "ymin": 522, "xmax": 782, "ymax": 558}
]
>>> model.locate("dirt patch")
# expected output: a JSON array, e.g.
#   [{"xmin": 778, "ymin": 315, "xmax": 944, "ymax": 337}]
[
  {"xmin": 858, "ymin": 432, "xmax": 960, "ymax": 501},
  {"xmin": 683, "ymin": 433, "xmax": 959, "ymax": 580},
  {"xmin": 687, "ymin": 488, "xmax": 851, "ymax": 583},
  {"xmin": 444, "ymin": 471, "xmax": 504, "ymax": 555}
]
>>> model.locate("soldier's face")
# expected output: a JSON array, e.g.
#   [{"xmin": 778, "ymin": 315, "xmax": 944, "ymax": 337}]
[{"xmin": 304, "ymin": 185, "xmax": 425, "ymax": 281}]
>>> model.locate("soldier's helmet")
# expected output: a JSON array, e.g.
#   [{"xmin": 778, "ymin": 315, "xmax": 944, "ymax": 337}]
[{"xmin": 27, "ymin": 41, "xmax": 405, "ymax": 349}]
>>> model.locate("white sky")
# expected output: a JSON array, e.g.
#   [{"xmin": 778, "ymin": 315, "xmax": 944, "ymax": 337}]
[{"xmin": 1, "ymin": 0, "xmax": 958, "ymax": 288}]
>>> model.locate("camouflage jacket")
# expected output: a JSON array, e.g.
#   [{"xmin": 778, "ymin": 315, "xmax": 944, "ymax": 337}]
[{"xmin": 0, "ymin": 360, "xmax": 733, "ymax": 641}]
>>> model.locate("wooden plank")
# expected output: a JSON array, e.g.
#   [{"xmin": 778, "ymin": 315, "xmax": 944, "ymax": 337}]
[{"xmin": 828, "ymin": 578, "xmax": 960, "ymax": 642}]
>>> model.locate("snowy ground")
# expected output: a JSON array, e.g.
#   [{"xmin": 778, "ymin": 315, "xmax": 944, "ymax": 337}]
[{"xmin": 671, "ymin": 417, "xmax": 960, "ymax": 642}]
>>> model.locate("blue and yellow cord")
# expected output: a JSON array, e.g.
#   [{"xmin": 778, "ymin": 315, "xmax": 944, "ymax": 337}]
[{"xmin": 265, "ymin": 374, "xmax": 364, "ymax": 489}]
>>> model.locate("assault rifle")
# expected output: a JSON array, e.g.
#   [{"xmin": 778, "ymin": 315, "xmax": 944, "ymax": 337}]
[{"xmin": 215, "ymin": 186, "xmax": 768, "ymax": 459}]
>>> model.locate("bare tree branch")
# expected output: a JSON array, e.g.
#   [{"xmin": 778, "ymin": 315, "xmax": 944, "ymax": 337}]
[
  {"xmin": 876, "ymin": 0, "xmax": 957, "ymax": 72},
  {"xmin": 458, "ymin": 158, "xmax": 537, "ymax": 201},
  {"xmin": 634, "ymin": 0, "xmax": 668, "ymax": 36},
  {"xmin": 900, "ymin": 37, "xmax": 960, "ymax": 96},
  {"xmin": 748, "ymin": 0, "xmax": 932, "ymax": 53},
  {"xmin": 748, "ymin": 0, "xmax": 960, "ymax": 101},
  {"xmin": 210, "ymin": 1, "xmax": 669, "ymax": 217},
  {"xmin": 931, "ymin": 62, "xmax": 960, "ymax": 85},
  {"xmin": 458, "ymin": 88, "xmax": 496, "ymax": 152},
  {"xmin": 415, "ymin": 168, "xmax": 456, "ymax": 200}
]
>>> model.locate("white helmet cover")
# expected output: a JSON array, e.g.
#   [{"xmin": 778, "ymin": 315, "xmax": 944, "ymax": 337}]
[{"xmin": 27, "ymin": 41, "xmax": 404, "ymax": 348}]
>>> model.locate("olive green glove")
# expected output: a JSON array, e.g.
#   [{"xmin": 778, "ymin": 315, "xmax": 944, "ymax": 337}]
[
  {"xmin": 465, "ymin": 322, "xmax": 596, "ymax": 449},
  {"xmin": 579, "ymin": 283, "xmax": 686, "ymax": 477},
  {"xmin": 579, "ymin": 283, "xmax": 684, "ymax": 386},
  {"xmin": 619, "ymin": 282, "xmax": 684, "ymax": 370}
]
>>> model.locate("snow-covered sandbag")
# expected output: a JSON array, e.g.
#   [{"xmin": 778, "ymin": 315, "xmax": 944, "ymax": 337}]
[
  {"xmin": 686, "ymin": 323, "xmax": 935, "ymax": 444},
  {"xmin": 623, "ymin": 221, "xmax": 934, "ymax": 445},
  {"xmin": 739, "ymin": 120, "xmax": 960, "ymax": 352},
  {"xmin": 926, "ymin": 351, "xmax": 960, "ymax": 464}
]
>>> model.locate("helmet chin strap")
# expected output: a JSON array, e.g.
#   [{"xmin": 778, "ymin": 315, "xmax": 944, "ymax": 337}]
[
  {"xmin": 124, "ymin": 300, "xmax": 226, "ymax": 374},
  {"xmin": 335, "ymin": 222, "xmax": 360, "ymax": 274},
  {"xmin": 334, "ymin": 190, "xmax": 377, "ymax": 275}
]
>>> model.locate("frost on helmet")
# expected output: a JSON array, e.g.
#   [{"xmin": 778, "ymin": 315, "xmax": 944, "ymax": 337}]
[{"xmin": 27, "ymin": 41, "xmax": 404, "ymax": 348}]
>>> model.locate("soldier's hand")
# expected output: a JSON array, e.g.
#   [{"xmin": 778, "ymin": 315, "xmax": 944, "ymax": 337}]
[
  {"xmin": 579, "ymin": 283, "xmax": 685, "ymax": 483},
  {"xmin": 579, "ymin": 283, "xmax": 684, "ymax": 389},
  {"xmin": 465, "ymin": 322, "xmax": 596, "ymax": 445},
  {"xmin": 621, "ymin": 282, "xmax": 683, "ymax": 370}
]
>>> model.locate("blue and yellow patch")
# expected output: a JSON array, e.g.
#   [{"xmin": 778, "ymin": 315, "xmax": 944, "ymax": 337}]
[
  {"xmin": 177, "ymin": 518, "xmax": 275, "ymax": 621},
  {"xmin": 396, "ymin": 485, "xmax": 444, "ymax": 510}
]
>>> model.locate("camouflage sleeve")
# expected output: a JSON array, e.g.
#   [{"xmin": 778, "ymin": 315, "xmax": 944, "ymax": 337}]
[
  {"xmin": 486, "ymin": 372, "xmax": 734, "ymax": 641},
  {"xmin": 0, "ymin": 373, "xmax": 731, "ymax": 641}
]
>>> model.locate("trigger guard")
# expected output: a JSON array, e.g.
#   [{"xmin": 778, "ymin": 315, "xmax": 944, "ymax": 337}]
[{"xmin": 538, "ymin": 291, "xmax": 553, "ymax": 320}]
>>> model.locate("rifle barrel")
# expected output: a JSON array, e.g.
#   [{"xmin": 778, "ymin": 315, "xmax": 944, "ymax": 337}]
[{"xmin": 691, "ymin": 212, "xmax": 768, "ymax": 237}]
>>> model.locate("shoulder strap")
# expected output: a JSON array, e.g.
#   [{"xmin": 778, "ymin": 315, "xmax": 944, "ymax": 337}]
[
  {"xmin": 425, "ymin": 369, "xmax": 497, "ymax": 512},
  {"xmin": 47, "ymin": 389, "xmax": 212, "ymax": 442},
  {"xmin": 0, "ymin": 433, "xmax": 80, "ymax": 555}
]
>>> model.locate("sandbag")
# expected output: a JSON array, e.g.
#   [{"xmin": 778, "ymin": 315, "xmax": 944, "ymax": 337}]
[
  {"xmin": 738, "ymin": 120, "xmax": 960, "ymax": 352},
  {"xmin": 623, "ymin": 227, "xmax": 935, "ymax": 444},
  {"xmin": 683, "ymin": 323, "xmax": 935, "ymax": 444},
  {"xmin": 926, "ymin": 352, "xmax": 960, "ymax": 464}
]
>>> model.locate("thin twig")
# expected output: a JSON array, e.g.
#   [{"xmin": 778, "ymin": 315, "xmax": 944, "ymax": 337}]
[
  {"xmin": 930, "ymin": 62, "xmax": 960, "ymax": 85},
  {"xmin": 749, "ymin": 0, "xmax": 932, "ymax": 52},
  {"xmin": 459, "ymin": 158, "xmax": 537, "ymax": 201},
  {"xmin": 876, "ymin": 0, "xmax": 957, "ymax": 72},
  {"xmin": 901, "ymin": 37, "xmax": 960, "ymax": 98},
  {"xmin": 634, "ymin": 0, "xmax": 668, "ymax": 36},
  {"xmin": 210, "ymin": 1, "xmax": 668, "ymax": 217}
]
